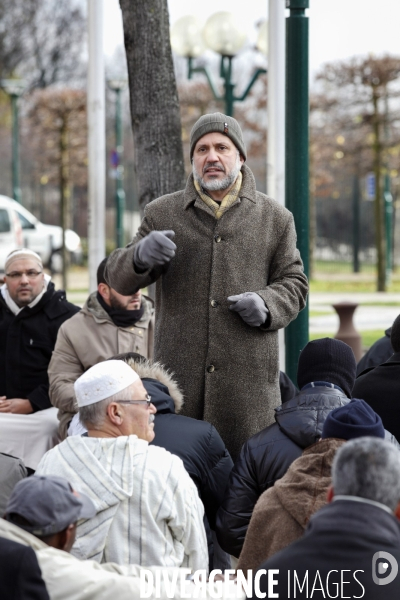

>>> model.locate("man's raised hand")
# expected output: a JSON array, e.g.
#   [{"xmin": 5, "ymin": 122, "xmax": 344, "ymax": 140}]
[{"xmin": 134, "ymin": 230, "xmax": 176, "ymax": 270}]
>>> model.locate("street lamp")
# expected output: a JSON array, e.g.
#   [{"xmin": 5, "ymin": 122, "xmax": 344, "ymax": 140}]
[
  {"xmin": 1, "ymin": 79, "xmax": 25, "ymax": 203},
  {"xmin": 107, "ymin": 79, "xmax": 127, "ymax": 248},
  {"xmin": 171, "ymin": 13, "xmax": 267, "ymax": 117}
]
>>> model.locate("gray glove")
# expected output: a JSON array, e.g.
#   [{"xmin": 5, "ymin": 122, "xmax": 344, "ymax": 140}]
[
  {"xmin": 227, "ymin": 292, "xmax": 269, "ymax": 327},
  {"xmin": 134, "ymin": 230, "xmax": 176, "ymax": 270}
]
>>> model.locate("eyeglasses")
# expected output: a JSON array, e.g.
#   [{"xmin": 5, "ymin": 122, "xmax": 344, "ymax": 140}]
[
  {"xmin": 115, "ymin": 395, "xmax": 152, "ymax": 408},
  {"xmin": 5, "ymin": 270, "xmax": 43, "ymax": 280}
]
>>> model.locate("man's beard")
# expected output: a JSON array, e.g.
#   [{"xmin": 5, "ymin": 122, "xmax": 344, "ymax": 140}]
[
  {"xmin": 193, "ymin": 153, "xmax": 242, "ymax": 192},
  {"xmin": 109, "ymin": 292, "xmax": 140, "ymax": 311}
]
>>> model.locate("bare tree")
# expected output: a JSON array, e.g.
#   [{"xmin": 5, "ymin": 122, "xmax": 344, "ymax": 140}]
[
  {"xmin": 119, "ymin": 0, "xmax": 185, "ymax": 212},
  {"xmin": 313, "ymin": 55, "xmax": 400, "ymax": 290},
  {"xmin": 0, "ymin": 0, "xmax": 86, "ymax": 88},
  {"xmin": 28, "ymin": 89, "xmax": 87, "ymax": 288}
]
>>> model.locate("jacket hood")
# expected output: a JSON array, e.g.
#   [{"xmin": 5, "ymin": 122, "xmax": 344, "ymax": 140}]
[
  {"xmin": 128, "ymin": 360, "xmax": 184, "ymax": 413},
  {"xmin": 274, "ymin": 438, "xmax": 345, "ymax": 528},
  {"xmin": 83, "ymin": 291, "xmax": 153, "ymax": 327},
  {"xmin": 275, "ymin": 386, "xmax": 350, "ymax": 448}
]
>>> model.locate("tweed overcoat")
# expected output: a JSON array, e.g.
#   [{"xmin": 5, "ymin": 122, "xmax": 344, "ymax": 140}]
[{"xmin": 105, "ymin": 164, "xmax": 308, "ymax": 458}]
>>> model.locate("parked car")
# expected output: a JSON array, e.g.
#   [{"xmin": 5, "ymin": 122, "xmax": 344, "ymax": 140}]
[
  {"xmin": 0, "ymin": 195, "xmax": 82, "ymax": 274},
  {"xmin": 0, "ymin": 198, "xmax": 23, "ymax": 272}
]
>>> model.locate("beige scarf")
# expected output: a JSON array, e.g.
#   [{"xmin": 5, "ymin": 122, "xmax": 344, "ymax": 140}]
[{"xmin": 194, "ymin": 171, "xmax": 242, "ymax": 219}]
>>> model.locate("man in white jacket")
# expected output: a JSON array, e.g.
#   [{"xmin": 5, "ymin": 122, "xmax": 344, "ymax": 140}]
[
  {"xmin": 36, "ymin": 361, "xmax": 208, "ymax": 571},
  {"xmin": 2, "ymin": 475, "xmax": 243, "ymax": 600}
]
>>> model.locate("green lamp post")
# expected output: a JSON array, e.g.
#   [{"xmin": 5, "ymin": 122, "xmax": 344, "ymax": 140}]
[
  {"xmin": 285, "ymin": 0, "xmax": 310, "ymax": 383},
  {"xmin": 171, "ymin": 13, "xmax": 267, "ymax": 118},
  {"xmin": 1, "ymin": 79, "xmax": 25, "ymax": 203},
  {"xmin": 108, "ymin": 79, "xmax": 127, "ymax": 249}
]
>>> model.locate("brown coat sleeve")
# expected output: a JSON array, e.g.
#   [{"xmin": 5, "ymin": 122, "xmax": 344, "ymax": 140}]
[
  {"xmin": 105, "ymin": 212, "xmax": 167, "ymax": 296},
  {"xmin": 256, "ymin": 212, "xmax": 308, "ymax": 331}
]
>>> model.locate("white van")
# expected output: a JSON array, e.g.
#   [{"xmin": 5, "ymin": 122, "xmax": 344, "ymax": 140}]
[{"xmin": 0, "ymin": 195, "xmax": 82, "ymax": 273}]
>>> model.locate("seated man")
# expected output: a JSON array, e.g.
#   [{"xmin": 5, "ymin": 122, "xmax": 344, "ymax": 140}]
[
  {"xmin": 237, "ymin": 399, "xmax": 385, "ymax": 572},
  {"xmin": 2, "ymin": 475, "xmax": 241, "ymax": 600},
  {"xmin": 114, "ymin": 352, "xmax": 233, "ymax": 570},
  {"xmin": 216, "ymin": 338, "xmax": 356, "ymax": 558},
  {"xmin": 0, "ymin": 249, "xmax": 79, "ymax": 469},
  {"xmin": 353, "ymin": 313, "xmax": 400, "ymax": 441},
  {"xmin": 36, "ymin": 361, "xmax": 208, "ymax": 570},
  {"xmin": 48, "ymin": 257, "xmax": 154, "ymax": 439},
  {"xmin": 356, "ymin": 325, "xmax": 393, "ymax": 375},
  {"xmin": 251, "ymin": 437, "xmax": 400, "ymax": 599}
]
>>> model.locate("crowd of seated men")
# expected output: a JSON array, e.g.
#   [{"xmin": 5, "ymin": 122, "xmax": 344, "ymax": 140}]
[{"xmin": 2, "ymin": 247, "xmax": 400, "ymax": 599}]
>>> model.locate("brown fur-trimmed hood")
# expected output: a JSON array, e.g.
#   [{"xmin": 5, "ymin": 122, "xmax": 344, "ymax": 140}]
[{"xmin": 125, "ymin": 359, "xmax": 184, "ymax": 413}]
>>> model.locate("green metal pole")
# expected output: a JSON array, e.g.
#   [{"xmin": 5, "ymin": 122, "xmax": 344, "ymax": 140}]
[
  {"xmin": 384, "ymin": 175, "xmax": 393, "ymax": 280},
  {"xmin": 384, "ymin": 91, "xmax": 393, "ymax": 284},
  {"xmin": 221, "ymin": 56, "xmax": 235, "ymax": 117},
  {"xmin": 352, "ymin": 174, "xmax": 360, "ymax": 273},
  {"xmin": 115, "ymin": 88, "xmax": 125, "ymax": 248},
  {"xmin": 285, "ymin": 0, "xmax": 309, "ymax": 383},
  {"xmin": 11, "ymin": 94, "xmax": 21, "ymax": 203}
]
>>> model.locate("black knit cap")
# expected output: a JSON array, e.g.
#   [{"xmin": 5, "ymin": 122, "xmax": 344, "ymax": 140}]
[
  {"xmin": 390, "ymin": 314, "xmax": 400, "ymax": 352},
  {"xmin": 322, "ymin": 398, "xmax": 385, "ymax": 440},
  {"xmin": 189, "ymin": 112, "xmax": 247, "ymax": 161},
  {"xmin": 297, "ymin": 338, "xmax": 356, "ymax": 398}
]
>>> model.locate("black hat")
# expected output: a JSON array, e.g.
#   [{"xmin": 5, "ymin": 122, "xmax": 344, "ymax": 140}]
[
  {"xmin": 322, "ymin": 398, "xmax": 385, "ymax": 440},
  {"xmin": 297, "ymin": 338, "xmax": 356, "ymax": 398}
]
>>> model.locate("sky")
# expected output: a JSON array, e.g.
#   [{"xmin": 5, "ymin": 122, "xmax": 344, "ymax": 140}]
[{"xmin": 103, "ymin": 0, "xmax": 400, "ymax": 79}]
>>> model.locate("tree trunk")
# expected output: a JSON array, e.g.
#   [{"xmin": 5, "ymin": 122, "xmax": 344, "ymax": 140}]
[
  {"xmin": 119, "ymin": 0, "xmax": 185, "ymax": 215},
  {"xmin": 372, "ymin": 87, "xmax": 386, "ymax": 292}
]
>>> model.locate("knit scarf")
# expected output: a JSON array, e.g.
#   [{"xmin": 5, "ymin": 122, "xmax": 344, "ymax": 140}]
[
  {"xmin": 194, "ymin": 171, "xmax": 242, "ymax": 219},
  {"xmin": 96, "ymin": 292, "xmax": 144, "ymax": 327},
  {"xmin": 1, "ymin": 274, "xmax": 51, "ymax": 315}
]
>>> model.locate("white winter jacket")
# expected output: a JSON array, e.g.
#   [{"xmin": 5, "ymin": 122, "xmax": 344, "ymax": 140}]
[
  {"xmin": 0, "ymin": 519, "xmax": 244, "ymax": 600},
  {"xmin": 36, "ymin": 434, "xmax": 208, "ymax": 570}
]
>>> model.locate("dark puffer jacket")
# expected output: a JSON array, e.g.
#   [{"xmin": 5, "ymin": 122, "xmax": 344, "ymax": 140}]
[
  {"xmin": 356, "ymin": 327, "xmax": 393, "ymax": 375},
  {"xmin": 130, "ymin": 360, "xmax": 234, "ymax": 568},
  {"xmin": 215, "ymin": 385, "xmax": 350, "ymax": 558}
]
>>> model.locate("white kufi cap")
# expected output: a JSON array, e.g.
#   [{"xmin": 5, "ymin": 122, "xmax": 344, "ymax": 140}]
[{"xmin": 74, "ymin": 360, "xmax": 140, "ymax": 407}]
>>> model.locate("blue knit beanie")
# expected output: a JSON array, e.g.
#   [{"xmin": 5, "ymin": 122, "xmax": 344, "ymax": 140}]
[{"xmin": 322, "ymin": 398, "xmax": 385, "ymax": 440}]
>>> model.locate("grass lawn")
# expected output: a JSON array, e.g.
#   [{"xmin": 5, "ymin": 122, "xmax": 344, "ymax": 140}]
[{"xmin": 310, "ymin": 330, "xmax": 383, "ymax": 348}]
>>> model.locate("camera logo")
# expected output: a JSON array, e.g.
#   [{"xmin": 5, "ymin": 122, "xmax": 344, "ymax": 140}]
[{"xmin": 372, "ymin": 551, "xmax": 398, "ymax": 585}]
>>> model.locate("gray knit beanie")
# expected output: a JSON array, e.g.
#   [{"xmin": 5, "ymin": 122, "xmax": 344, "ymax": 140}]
[{"xmin": 190, "ymin": 112, "xmax": 247, "ymax": 161}]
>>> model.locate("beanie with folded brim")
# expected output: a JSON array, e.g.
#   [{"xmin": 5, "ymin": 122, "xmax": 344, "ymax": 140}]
[
  {"xmin": 322, "ymin": 398, "xmax": 385, "ymax": 440},
  {"xmin": 189, "ymin": 112, "xmax": 247, "ymax": 161}
]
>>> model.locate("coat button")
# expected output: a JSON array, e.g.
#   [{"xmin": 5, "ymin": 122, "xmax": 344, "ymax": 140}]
[
  {"xmin": 207, "ymin": 365, "xmax": 215, "ymax": 373},
  {"xmin": 214, "ymin": 235, "xmax": 222, "ymax": 243},
  {"xmin": 210, "ymin": 300, "xmax": 218, "ymax": 308}
]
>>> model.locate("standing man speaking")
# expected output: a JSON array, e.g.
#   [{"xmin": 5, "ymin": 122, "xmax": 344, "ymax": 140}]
[{"xmin": 106, "ymin": 113, "xmax": 308, "ymax": 458}]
